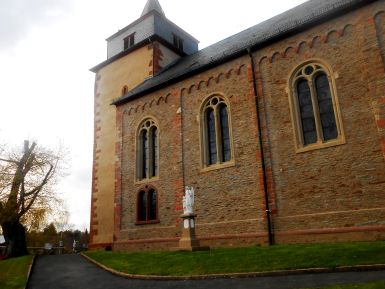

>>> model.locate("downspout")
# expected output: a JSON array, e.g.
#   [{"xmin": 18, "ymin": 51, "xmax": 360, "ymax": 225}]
[
  {"xmin": 247, "ymin": 47, "xmax": 274, "ymax": 245},
  {"xmin": 179, "ymin": 90, "xmax": 186, "ymax": 203}
]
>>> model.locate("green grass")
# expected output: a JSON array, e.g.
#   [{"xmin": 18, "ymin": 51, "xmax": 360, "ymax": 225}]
[
  {"xmin": 301, "ymin": 281, "xmax": 385, "ymax": 289},
  {"xmin": 0, "ymin": 255, "xmax": 33, "ymax": 289},
  {"xmin": 84, "ymin": 241, "xmax": 385, "ymax": 276}
]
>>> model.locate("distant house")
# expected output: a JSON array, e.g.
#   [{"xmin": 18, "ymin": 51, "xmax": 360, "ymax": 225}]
[{"xmin": 90, "ymin": 0, "xmax": 385, "ymax": 251}]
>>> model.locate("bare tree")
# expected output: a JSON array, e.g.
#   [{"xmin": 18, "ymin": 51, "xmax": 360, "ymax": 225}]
[{"xmin": 0, "ymin": 140, "xmax": 64, "ymax": 258}]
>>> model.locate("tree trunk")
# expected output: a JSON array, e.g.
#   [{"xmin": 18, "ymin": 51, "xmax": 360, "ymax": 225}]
[{"xmin": 1, "ymin": 220, "xmax": 28, "ymax": 258}]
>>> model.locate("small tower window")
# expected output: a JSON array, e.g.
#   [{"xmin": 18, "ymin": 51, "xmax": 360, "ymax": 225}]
[
  {"xmin": 124, "ymin": 33, "xmax": 135, "ymax": 50},
  {"xmin": 172, "ymin": 34, "xmax": 184, "ymax": 51}
]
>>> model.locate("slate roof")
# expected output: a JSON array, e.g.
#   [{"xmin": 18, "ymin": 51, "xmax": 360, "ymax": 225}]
[
  {"xmin": 141, "ymin": 0, "xmax": 165, "ymax": 17},
  {"xmin": 113, "ymin": 0, "xmax": 377, "ymax": 106}
]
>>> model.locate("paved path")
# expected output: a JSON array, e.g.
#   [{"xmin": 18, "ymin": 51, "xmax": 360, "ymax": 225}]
[{"xmin": 27, "ymin": 254, "xmax": 385, "ymax": 289}]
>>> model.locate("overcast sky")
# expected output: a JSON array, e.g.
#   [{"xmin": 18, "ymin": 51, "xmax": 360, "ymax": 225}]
[{"xmin": 0, "ymin": 0, "xmax": 307, "ymax": 230}]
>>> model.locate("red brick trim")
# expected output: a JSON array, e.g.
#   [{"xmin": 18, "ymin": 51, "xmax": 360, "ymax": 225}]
[
  {"xmin": 114, "ymin": 232, "xmax": 267, "ymax": 245},
  {"xmin": 124, "ymin": 93, "xmax": 170, "ymax": 116},
  {"xmin": 264, "ymin": 23, "xmax": 352, "ymax": 64},
  {"xmin": 112, "ymin": 226, "xmax": 385, "ymax": 246},
  {"xmin": 277, "ymin": 225, "xmax": 385, "ymax": 236},
  {"xmin": 90, "ymin": 73, "xmax": 102, "ymax": 244},
  {"xmin": 114, "ymin": 237, "xmax": 179, "ymax": 245},
  {"xmin": 198, "ymin": 232, "xmax": 268, "ymax": 241},
  {"xmin": 113, "ymin": 108, "xmax": 124, "ymax": 240},
  {"xmin": 181, "ymin": 63, "xmax": 247, "ymax": 96},
  {"xmin": 153, "ymin": 42, "xmax": 164, "ymax": 75}
]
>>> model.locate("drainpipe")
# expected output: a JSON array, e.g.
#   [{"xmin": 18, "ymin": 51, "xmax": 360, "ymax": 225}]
[
  {"xmin": 179, "ymin": 90, "xmax": 186, "ymax": 199},
  {"xmin": 247, "ymin": 47, "xmax": 274, "ymax": 246}
]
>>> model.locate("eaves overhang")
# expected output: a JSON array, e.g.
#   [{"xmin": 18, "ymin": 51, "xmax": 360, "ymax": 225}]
[{"xmin": 90, "ymin": 35, "xmax": 186, "ymax": 73}]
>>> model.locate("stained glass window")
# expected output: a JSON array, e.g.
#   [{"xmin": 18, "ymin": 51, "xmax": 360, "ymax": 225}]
[
  {"xmin": 202, "ymin": 96, "xmax": 233, "ymax": 167},
  {"xmin": 206, "ymin": 108, "xmax": 217, "ymax": 165},
  {"xmin": 138, "ymin": 191, "xmax": 147, "ymax": 221},
  {"xmin": 315, "ymin": 74, "xmax": 337, "ymax": 141},
  {"xmin": 148, "ymin": 189, "xmax": 157, "ymax": 220},
  {"xmin": 137, "ymin": 119, "xmax": 158, "ymax": 180},
  {"xmin": 219, "ymin": 105, "xmax": 231, "ymax": 162},
  {"xmin": 297, "ymin": 79, "xmax": 317, "ymax": 145},
  {"xmin": 151, "ymin": 127, "xmax": 158, "ymax": 177},
  {"xmin": 290, "ymin": 62, "xmax": 342, "ymax": 150},
  {"xmin": 137, "ymin": 187, "xmax": 158, "ymax": 223},
  {"xmin": 141, "ymin": 130, "xmax": 148, "ymax": 179}
]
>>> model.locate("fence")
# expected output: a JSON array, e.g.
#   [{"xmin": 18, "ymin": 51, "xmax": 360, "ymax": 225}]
[{"xmin": 28, "ymin": 246, "xmax": 65, "ymax": 255}]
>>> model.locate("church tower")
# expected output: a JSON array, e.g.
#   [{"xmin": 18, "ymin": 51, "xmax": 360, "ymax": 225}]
[{"xmin": 89, "ymin": 0, "xmax": 199, "ymax": 249}]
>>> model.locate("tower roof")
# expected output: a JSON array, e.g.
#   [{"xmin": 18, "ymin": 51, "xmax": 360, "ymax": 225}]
[{"xmin": 141, "ymin": 0, "xmax": 165, "ymax": 17}]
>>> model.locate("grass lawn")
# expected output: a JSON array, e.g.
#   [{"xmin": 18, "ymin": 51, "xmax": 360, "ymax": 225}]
[
  {"xmin": 302, "ymin": 281, "xmax": 385, "ymax": 289},
  {"xmin": 84, "ymin": 241, "xmax": 385, "ymax": 276},
  {"xmin": 0, "ymin": 255, "xmax": 33, "ymax": 289}
]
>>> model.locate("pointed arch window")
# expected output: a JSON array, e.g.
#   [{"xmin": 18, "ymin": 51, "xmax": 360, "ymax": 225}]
[
  {"xmin": 137, "ymin": 119, "xmax": 158, "ymax": 180},
  {"xmin": 289, "ymin": 61, "xmax": 345, "ymax": 152},
  {"xmin": 136, "ymin": 185, "xmax": 158, "ymax": 224},
  {"xmin": 201, "ymin": 95, "xmax": 234, "ymax": 168}
]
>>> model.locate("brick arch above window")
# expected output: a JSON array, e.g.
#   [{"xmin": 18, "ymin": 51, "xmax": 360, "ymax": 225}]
[
  {"xmin": 199, "ymin": 93, "xmax": 235, "ymax": 171},
  {"xmin": 288, "ymin": 59, "xmax": 345, "ymax": 153}
]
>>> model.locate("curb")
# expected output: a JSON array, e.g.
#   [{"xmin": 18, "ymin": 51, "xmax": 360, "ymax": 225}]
[
  {"xmin": 80, "ymin": 253, "xmax": 385, "ymax": 281},
  {"xmin": 25, "ymin": 254, "xmax": 36, "ymax": 289}
]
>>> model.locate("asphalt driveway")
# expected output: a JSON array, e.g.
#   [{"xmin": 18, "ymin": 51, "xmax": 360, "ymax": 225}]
[{"xmin": 27, "ymin": 254, "xmax": 385, "ymax": 289}]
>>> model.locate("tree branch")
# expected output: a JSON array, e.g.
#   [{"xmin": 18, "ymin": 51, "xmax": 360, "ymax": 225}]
[
  {"xmin": 19, "ymin": 164, "xmax": 54, "ymax": 218},
  {"xmin": 0, "ymin": 158, "xmax": 18, "ymax": 164}
]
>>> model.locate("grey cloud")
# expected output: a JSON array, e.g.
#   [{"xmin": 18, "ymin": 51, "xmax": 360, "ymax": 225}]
[
  {"xmin": 0, "ymin": 0, "xmax": 72, "ymax": 51},
  {"xmin": 67, "ymin": 166, "xmax": 92, "ymax": 190}
]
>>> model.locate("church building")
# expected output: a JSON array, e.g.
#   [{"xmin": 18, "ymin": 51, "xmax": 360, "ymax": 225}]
[{"xmin": 90, "ymin": 0, "xmax": 385, "ymax": 251}]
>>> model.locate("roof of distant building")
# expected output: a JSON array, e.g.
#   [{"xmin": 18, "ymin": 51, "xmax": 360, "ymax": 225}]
[{"xmin": 113, "ymin": 0, "xmax": 376, "ymax": 106}]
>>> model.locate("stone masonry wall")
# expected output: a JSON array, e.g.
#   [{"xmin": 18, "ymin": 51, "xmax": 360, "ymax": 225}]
[
  {"xmin": 113, "ymin": 1, "xmax": 385, "ymax": 251},
  {"xmin": 255, "ymin": 0, "xmax": 385, "ymax": 243},
  {"xmin": 114, "ymin": 55, "xmax": 270, "ymax": 250}
]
